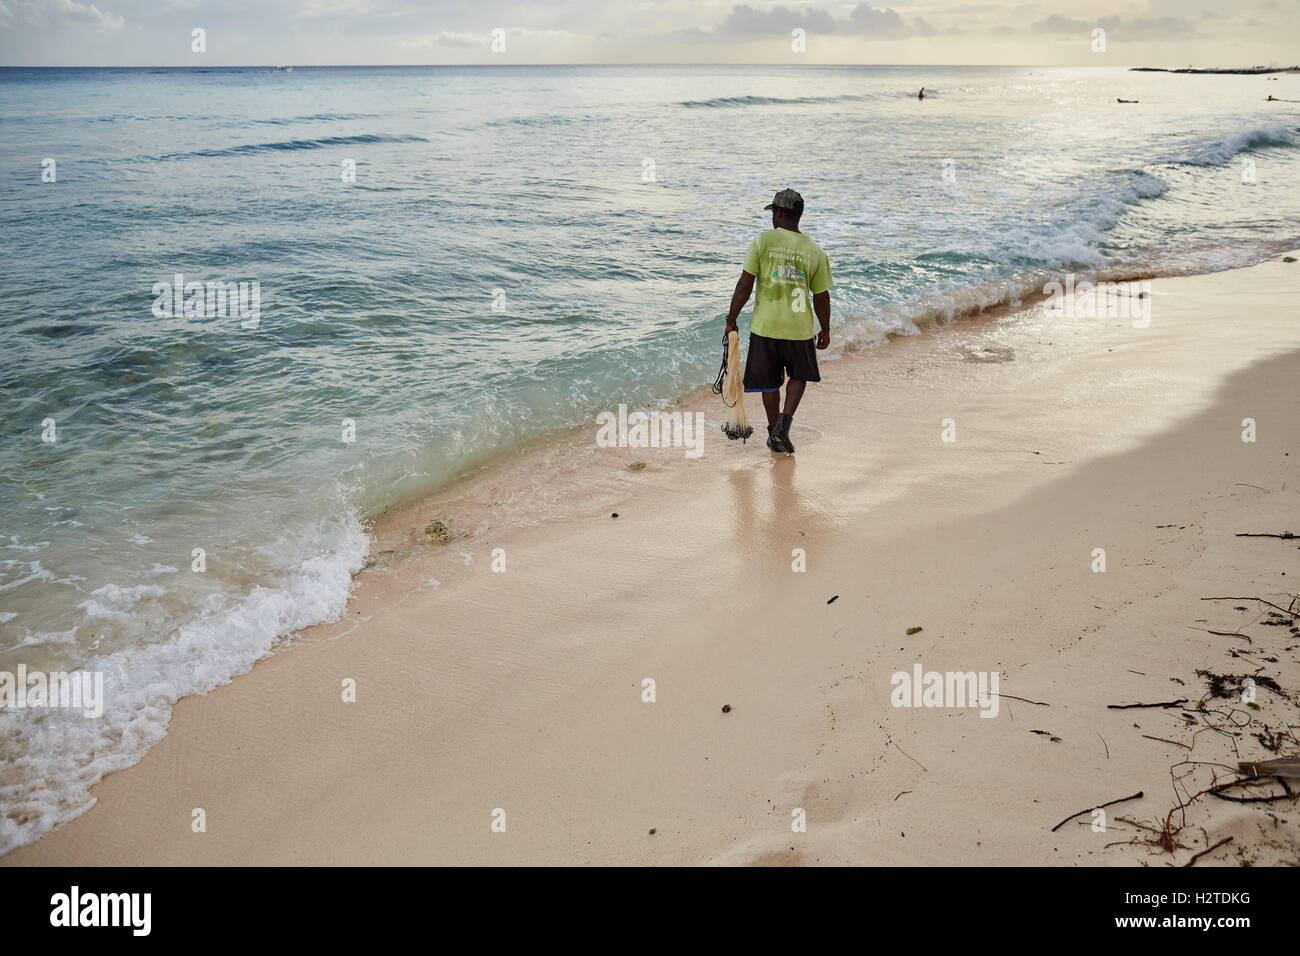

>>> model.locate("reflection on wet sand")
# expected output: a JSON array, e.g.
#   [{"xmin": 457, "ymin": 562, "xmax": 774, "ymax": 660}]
[{"xmin": 728, "ymin": 452, "xmax": 843, "ymax": 567}]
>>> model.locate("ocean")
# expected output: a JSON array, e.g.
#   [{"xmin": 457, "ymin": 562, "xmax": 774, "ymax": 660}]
[{"xmin": 1, "ymin": 64, "xmax": 1298, "ymax": 853}]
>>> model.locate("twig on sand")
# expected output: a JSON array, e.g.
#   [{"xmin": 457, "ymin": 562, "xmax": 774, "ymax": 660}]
[
  {"xmin": 1233, "ymin": 484, "xmax": 1269, "ymax": 493},
  {"xmin": 1184, "ymin": 836, "xmax": 1233, "ymax": 868},
  {"xmin": 1142, "ymin": 734, "xmax": 1192, "ymax": 750},
  {"xmin": 1108, "ymin": 699, "xmax": 1188, "ymax": 710},
  {"xmin": 1190, "ymin": 625, "xmax": 1253, "ymax": 643},
  {"xmin": 894, "ymin": 790, "xmax": 912, "ymax": 801},
  {"xmin": 1098, "ymin": 731, "xmax": 1109, "ymax": 759},
  {"xmin": 1158, "ymin": 772, "xmax": 1222, "ymax": 852},
  {"xmin": 1208, "ymin": 776, "xmax": 1296, "ymax": 804},
  {"xmin": 1051, "ymin": 791, "xmax": 1144, "ymax": 832},
  {"xmin": 999, "ymin": 693, "xmax": 1049, "ymax": 706},
  {"xmin": 1201, "ymin": 596, "xmax": 1298, "ymax": 619},
  {"xmin": 1116, "ymin": 815, "xmax": 1163, "ymax": 836},
  {"xmin": 1235, "ymin": 531, "xmax": 1295, "ymax": 539},
  {"xmin": 892, "ymin": 742, "xmax": 928, "ymax": 773}
]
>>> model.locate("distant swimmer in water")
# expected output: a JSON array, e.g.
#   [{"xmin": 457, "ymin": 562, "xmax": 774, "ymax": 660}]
[{"xmin": 918, "ymin": 87, "xmax": 925, "ymax": 100}]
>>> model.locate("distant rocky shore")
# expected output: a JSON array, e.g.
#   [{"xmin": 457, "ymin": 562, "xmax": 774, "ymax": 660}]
[{"xmin": 1131, "ymin": 66, "xmax": 1299, "ymax": 74}]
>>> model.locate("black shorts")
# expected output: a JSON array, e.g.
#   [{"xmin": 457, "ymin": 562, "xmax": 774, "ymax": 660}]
[{"xmin": 743, "ymin": 332, "xmax": 820, "ymax": 392}]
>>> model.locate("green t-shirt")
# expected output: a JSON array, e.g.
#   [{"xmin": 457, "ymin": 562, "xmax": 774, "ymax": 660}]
[{"xmin": 742, "ymin": 228, "xmax": 832, "ymax": 340}]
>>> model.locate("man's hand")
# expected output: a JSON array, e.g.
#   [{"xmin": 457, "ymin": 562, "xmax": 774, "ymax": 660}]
[
  {"xmin": 726, "ymin": 271, "xmax": 755, "ymax": 334},
  {"xmin": 813, "ymin": 290, "xmax": 831, "ymax": 350}
]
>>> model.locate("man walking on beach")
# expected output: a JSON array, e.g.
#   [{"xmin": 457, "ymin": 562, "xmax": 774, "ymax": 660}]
[{"xmin": 725, "ymin": 188, "xmax": 832, "ymax": 454}]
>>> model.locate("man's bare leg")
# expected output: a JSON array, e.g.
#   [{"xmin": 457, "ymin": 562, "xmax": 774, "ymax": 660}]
[
  {"xmin": 760, "ymin": 380, "xmax": 805, "ymax": 453},
  {"xmin": 769, "ymin": 379, "xmax": 805, "ymax": 453},
  {"xmin": 761, "ymin": 380, "xmax": 806, "ymax": 430},
  {"xmin": 783, "ymin": 379, "xmax": 806, "ymax": 417}
]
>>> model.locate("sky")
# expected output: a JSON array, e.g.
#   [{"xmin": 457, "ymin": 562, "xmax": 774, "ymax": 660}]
[{"xmin": 0, "ymin": 0, "xmax": 1297, "ymax": 67}]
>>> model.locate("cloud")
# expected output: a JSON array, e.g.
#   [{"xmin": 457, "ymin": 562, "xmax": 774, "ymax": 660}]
[
  {"xmin": 398, "ymin": 29, "xmax": 481, "ymax": 50},
  {"xmin": 0, "ymin": 0, "xmax": 1293, "ymax": 64},
  {"xmin": 847, "ymin": 5, "xmax": 905, "ymax": 35},
  {"xmin": 398, "ymin": 25, "xmax": 583, "ymax": 51},
  {"xmin": 0, "ymin": 0, "xmax": 125, "ymax": 31},
  {"xmin": 297, "ymin": 0, "xmax": 380, "ymax": 19},
  {"xmin": 1031, "ymin": 13, "xmax": 1197, "ymax": 41},
  {"xmin": 1030, "ymin": 14, "xmax": 1088, "ymax": 35},
  {"xmin": 1112, "ymin": 17, "xmax": 1199, "ymax": 40},
  {"xmin": 720, "ymin": 4, "xmax": 838, "ymax": 35},
  {"xmin": 717, "ymin": 2, "xmax": 926, "ymax": 37},
  {"xmin": 910, "ymin": 15, "xmax": 937, "ymax": 37}
]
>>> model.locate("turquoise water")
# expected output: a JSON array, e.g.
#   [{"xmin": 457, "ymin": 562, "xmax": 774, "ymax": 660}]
[{"xmin": 2, "ymin": 64, "xmax": 1298, "ymax": 852}]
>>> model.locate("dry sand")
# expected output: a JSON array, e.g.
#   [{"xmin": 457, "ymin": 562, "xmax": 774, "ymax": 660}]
[{"xmin": 6, "ymin": 254, "xmax": 1299, "ymax": 866}]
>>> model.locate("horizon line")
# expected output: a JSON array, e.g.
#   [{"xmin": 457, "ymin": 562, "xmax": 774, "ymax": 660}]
[{"xmin": 6, "ymin": 62, "xmax": 1293, "ymax": 69}]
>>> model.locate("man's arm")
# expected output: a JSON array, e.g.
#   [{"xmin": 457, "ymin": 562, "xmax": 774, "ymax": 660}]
[
  {"xmin": 725, "ymin": 271, "xmax": 755, "ymax": 333},
  {"xmin": 813, "ymin": 290, "xmax": 830, "ymax": 349}
]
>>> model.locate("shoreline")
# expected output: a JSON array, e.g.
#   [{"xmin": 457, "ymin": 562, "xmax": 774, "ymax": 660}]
[
  {"xmin": 5, "ymin": 252, "xmax": 1299, "ymax": 865},
  {"xmin": 351, "ymin": 242, "xmax": 1298, "ymax": 557}
]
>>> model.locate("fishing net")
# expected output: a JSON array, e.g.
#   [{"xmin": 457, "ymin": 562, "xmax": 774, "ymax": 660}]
[{"xmin": 712, "ymin": 329, "xmax": 754, "ymax": 442}]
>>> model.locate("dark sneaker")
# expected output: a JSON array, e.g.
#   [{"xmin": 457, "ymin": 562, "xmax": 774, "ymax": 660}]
[{"xmin": 772, "ymin": 413, "xmax": 795, "ymax": 453}]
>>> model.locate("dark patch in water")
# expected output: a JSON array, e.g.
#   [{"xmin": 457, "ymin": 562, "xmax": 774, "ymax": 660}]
[{"xmin": 155, "ymin": 133, "xmax": 428, "ymax": 161}]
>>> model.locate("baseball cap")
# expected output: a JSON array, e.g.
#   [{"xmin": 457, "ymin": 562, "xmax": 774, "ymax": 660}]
[{"xmin": 764, "ymin": 188, "xmax": 804, "ymax": 211}]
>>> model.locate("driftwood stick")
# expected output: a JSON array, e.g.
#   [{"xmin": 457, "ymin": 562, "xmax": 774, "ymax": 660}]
[
  {"xmin": 891, "ymin": 742, "xmax": 928, "ymax": 773},
  {"xmin": 1201, "ymin": 596, "xmax": 1299, "ymax": 619},
  {"xmin": 1108, "ymin": 699, "xmax": 1188, "ymax": 710},
  {"xmin": 1142, "ymin": 734, "xmax": 1192, "ymax": 750},
  {"xmin": 1234, "ymin": 532, "xmax": 1295, "ymax": 539},
  {"xmin": 1208, "ymin": 777, "xmax": 1296, "ymax": 804},
  {"xmin": 1184, "ymin": 836, "xmax": 1233, "ymax": 868},
  {"xmin": 1237, "ymin": 756, "xmax": 1300, "ymax": 779},
  {"xmin": 1051, "ymin": 791, "xmax": 1144, "ymax": 832},
  {"xmin": 1190, "ymin": 625, "xmax": 1253, "ymax": 643},
  {"xmin": 998, "ymin": 693, "xmax": 1050, "ymax": 706},
  {"xmin": 1116, "ymin": 815, "xmax": 1163, "ymax": 836}
]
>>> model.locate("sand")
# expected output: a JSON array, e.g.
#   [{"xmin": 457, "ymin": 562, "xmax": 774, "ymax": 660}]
[{"xmin": 5, "ymin": 254, "xmax": 1299, "ymax": 866}]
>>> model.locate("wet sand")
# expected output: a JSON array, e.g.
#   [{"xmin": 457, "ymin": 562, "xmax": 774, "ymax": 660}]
[{"xmin": 6, "ymin": 254, "xmax": 1299, "ymax": 866}]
